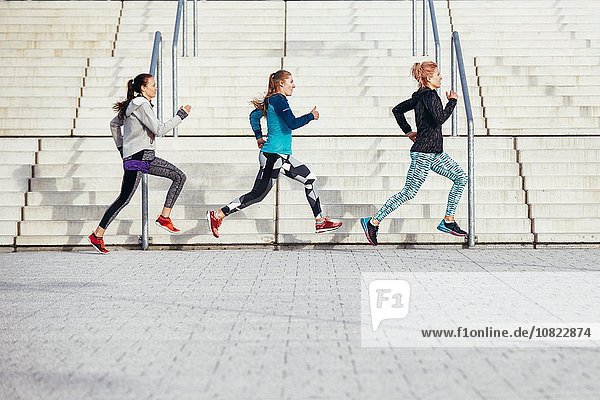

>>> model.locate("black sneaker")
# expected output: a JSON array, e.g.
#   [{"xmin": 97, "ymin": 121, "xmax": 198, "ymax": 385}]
[
  {"xmin": 360, "ymin": 217, "xmax": 379, "ymax": 245},
  {"xmin": 436, "ymin": 219, "xmax": 468, "ymax": 237}
]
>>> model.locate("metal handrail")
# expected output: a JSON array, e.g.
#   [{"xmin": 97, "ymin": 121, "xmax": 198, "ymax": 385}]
[
  {"xmin": 140, "ymin": 31, "xmax": 163, "ymax": 251},
  {"xmin": 450, "ymin": 31, "xmax": 476, "ymax": 248},
  {"xmin": 412, "ymin": 0, "xmax": 440, "ymax": 69},
  {"xmin": 412, "ymin": 0, "xmax": 417, "ymax": 56},
  {"xmin": 172, "ymin": 0, "xmax": 200, "ymax": 136},
  {"xmin": 182, "ymin": 0, "xmax": 187, "ymax": 57},
  {"xmin": 422, "ymin": 0, "xmax": 427, "ymax": 56},
  {"xmin": 172, "ymin": 0, "xmax": 184, "ymax": 137},
  {"xmin": 141, "ymin": 0, "xmax": 197, "ymax": 247},
  {"xmin": 150, "ymin": 32, "xmax": 163, "ymax": 120},
  {"xmin": 426, "ymin": 0, "xmax": 440, "ymax": 69},
  {"xmin": 193, "ymin": 0, "xmax": 198, "ymax": 57}
]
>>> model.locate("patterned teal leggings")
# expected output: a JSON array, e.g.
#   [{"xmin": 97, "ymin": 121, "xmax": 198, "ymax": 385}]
[{"xmin": 373, "ymin": 151, "xmax": 467, "ymax": 222}]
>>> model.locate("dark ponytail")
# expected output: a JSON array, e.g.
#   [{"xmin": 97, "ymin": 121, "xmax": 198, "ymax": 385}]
[{"xmin": 113, "ymin": 73, "xmax": 153, "ymax": 119}]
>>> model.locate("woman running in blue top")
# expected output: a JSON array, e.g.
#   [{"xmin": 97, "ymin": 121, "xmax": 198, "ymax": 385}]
[
  {"xmin": 207, "ymin": 70, "xmax": 342, "ymax": 238},
  {"xmin": 361, "ymin": 61, "xmax": 468, "ymax": 245}
]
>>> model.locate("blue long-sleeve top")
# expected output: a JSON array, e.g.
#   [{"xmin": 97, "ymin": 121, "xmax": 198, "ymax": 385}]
[
  {"xmin": 250, "ymin": 93, "xmax": 314, "ymax": 155},
  {"xmin": 249, "ymin": 108, "xmax": 263, "ymax": 139}
]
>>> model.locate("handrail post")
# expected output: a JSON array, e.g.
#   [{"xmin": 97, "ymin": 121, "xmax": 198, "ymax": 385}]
[
  {"xmin": 182, "ymin": 0, "xmax": 187, "ymax": 57},
  {"xmin": 451, "ymin": 31, "xmax": 476, "ymax": 248},
  {"xmin": 172, "ymin": 0, "xmax": 184, "ymax": 137},
  {"xmin": 451, "ymin": 37, "xmax": 458, "ymax": 136},
  {"xmin": 141, "ymin": 31, "xmax": 163, "ymax": 251},
  {"xmin": 412, "ymin": 0, "xmax": 417, "ymax": 56},
  {"xmin": 427, "ymin": 0, "xmax": 440, "ymax": 70},
  {"xmin": 193, "ymin": 0, "xmax": 198, "ymax": 57},
  {"xmin": 157, "ymin": 41, "xmax": 163, "ymax": 122},
  {"xmin": 467, "ymin": 119, "xmax": 475, "ymax": 248},
  {"xmin": 422, "ymin": 0, "xmax": 428, "ymax": 56},
  {"xmin": 141, "ymin": 182, "xmax": 149, "ymax": 249}
]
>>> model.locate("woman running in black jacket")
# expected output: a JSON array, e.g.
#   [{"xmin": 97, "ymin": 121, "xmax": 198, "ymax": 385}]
[{"xmin": 361, "ymin": 61, "xmax": 468, "ymax": 245}]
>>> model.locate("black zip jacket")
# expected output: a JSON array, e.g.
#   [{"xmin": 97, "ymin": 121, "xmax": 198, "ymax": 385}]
[{"xmin": 392, "ymin": 87, "xmax": 457, "ymax": 153}]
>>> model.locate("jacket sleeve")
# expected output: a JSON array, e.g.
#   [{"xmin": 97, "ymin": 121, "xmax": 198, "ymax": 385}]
[
  {"xmin": 135, "ymin": 101, "xmax": 184, "ymax": 137},
  {"xmin": 110, "ymin": 115, "xmax": 124, "ymax": 149},
  {"xmin": 422, "ymin": 91, "xmax": 457, "ymax": 125},
  {"xmin": 391, "ymin": 97, "xmax": 418, "ymax": 133},
  {"xmin": 270, "ymin": 95, "xmax": 314, "ymax": 130},
  {"xmin": 249, "ymin": 109, "xmax": 263, "ymax": 139}
]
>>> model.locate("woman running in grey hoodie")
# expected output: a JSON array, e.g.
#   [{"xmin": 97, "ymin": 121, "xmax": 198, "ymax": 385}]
[{"xmin": 88, "ymin": 73, "xmax": 191, "ymax": 254}]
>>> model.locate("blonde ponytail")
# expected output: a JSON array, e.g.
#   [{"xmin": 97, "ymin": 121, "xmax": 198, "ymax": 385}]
[
  {"xmin": 411, "ymin": 61, "xmax": 438, "ymax": 88},
  {"xmin": 250, "ymin": 70, "xmax": 292, "ymax": 116}
]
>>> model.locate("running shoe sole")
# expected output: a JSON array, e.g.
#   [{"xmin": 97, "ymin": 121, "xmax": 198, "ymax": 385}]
[
  {"xmin": 155, "ymin": 220, "xmax": 181, "ymax": 235},
  {"xmin": 360, "ymin": 217, "xmax": 377, "ymax": 246},
  {"xmin": 315, "ymin": 225, "xmax": 342, "ymax": 234}
]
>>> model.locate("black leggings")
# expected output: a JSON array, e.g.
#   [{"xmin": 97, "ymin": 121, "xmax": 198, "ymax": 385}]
[
  {"xmin": 99, "ymin": 150, "xmax": 186, "ymax": 229},
  {"xmin": 221, "ymin": 151, "xmax": 322, "ymax": 218}
]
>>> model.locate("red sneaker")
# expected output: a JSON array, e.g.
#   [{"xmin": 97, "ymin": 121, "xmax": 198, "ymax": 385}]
[
  {"xmin": 88, "ymin": 232, "xmax": 109, "ymax": 254},
  {"xmin": 155, "ymin": 215, "xmax": 180, "ymax": 234},
  {"xmin": 315, "ymin": 217, "xmax": 343, "ymax": 234},
  {"xmin": 207, "ymin": 210, "xmax": 222, "ymax": 238}
]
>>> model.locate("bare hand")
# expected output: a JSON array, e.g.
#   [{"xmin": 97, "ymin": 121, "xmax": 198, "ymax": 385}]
[
  {"xmin": 406, "ymin": 131, "xmax": 417, "ymax": 142},
  {"xmin": 181, "ymin": 105, "xmax": 192, "ymax": 113},
  {"xmin": 311, "ymin": 106, "xmax": 319, "ymax": 120},
  {"xmin": 446, "ymin": 91, "xmax": 458, "ymax": 100},
  {"xmin": 257, "ymin": 138, "xmax": 266, "ymax": 149}
]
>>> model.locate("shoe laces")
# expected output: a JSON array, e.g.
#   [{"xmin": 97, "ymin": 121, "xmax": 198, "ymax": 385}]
[
  {"xmin": 446, "ymin": 221, "xmax": 465, "ymax": 232},
  {"xmin": 445, "ymin": 220, "xmax": 459, "ymax": 229},
  {"xmin": 317, "ymin": 217, "xmax": 331, "ymax": 225}
]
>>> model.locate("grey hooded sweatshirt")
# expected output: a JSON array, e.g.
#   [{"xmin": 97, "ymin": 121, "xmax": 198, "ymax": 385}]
[{"xmin": 110, "ymin": 96, "xmax": 187, "ymax": 159}]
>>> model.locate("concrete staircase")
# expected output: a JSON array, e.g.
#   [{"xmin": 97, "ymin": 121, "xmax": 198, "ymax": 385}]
[
  {"xmin": 284, "ymin": 0, "xmax": 486, "ymax": 137},
  {"xmin": 517, "ymin": 137, "xmax": 600, "ymax": 244},
  {"xmin": 76, "ymin": 1, "xmax": 284, "ymax": 137},
  {"xmin": 279, "ymin": 1, "xmax": 526, "ymax": 244},
  {"xmin": 280, "ymin": 136, "xmax": 531, "ymax": 244},
  {"xmin": 16, "ymin": 136, "xmax": 532, "ymax": 246},
  {"xmin": 0, "ymin": 1, "xmax": 120, "ymax": 137},
  {"xmin": 18, "ymin": 137, "xmax": 275, "ymax": 247},
  {"xmin": 1, "ymin": 0, "xmax": 599, "ymax": 248},
  {"xmin": 450, "ymin": 0, "xmax": 600, "ymax": 135},
  {"xmin": 0, "ymin": 139, "xmax": 38, "ymax": 246}
]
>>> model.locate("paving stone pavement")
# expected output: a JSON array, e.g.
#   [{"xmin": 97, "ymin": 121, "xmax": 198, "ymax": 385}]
[{"xmin": 1, "ymin": 248, "xmax": 600, "ymax": 400}]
